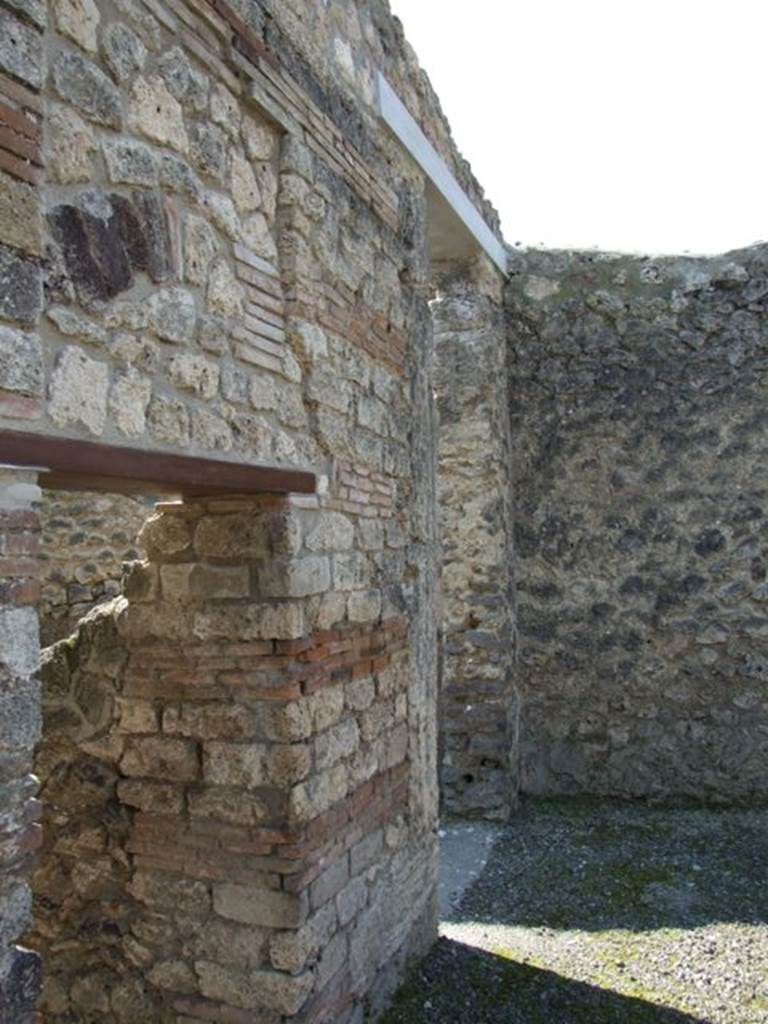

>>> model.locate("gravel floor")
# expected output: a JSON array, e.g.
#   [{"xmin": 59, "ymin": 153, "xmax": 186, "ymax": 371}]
[{"xmin": 381, "ymin": 800, "xmax": 768, "ymax": 1024}]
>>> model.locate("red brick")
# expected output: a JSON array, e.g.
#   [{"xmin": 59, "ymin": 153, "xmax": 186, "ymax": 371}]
[{"xmin": 0, "ymin": 389, "xmax": 42, "ymax": 418}]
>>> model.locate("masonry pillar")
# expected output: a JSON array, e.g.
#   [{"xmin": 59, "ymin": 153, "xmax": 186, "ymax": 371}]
[
  {"xmin": 0, "ymin": 466, "xmax": 43, "ymax": 1023},
  {"xmin": 433, "ymin": 258, "xmax": 518, "ymax": 820}
]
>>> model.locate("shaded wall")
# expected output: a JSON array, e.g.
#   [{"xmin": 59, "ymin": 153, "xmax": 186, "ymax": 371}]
[
  {"xmin": 434, "ymin": 259, "xmax": 518, "ymax": 820},
  {"xmin": 508, "ymin": 245, "xmax": 768, "ymax": 800}
]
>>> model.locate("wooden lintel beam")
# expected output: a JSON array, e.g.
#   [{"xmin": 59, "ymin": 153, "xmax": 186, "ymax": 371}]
[{"xmin": 0, "ymin": 430, "xmax": 316, "ymax": 497}]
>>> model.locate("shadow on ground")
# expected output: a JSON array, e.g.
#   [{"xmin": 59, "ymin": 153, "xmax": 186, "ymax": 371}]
[
  {"xmin": 380, "ymin": 800, "xmax": 768, "ymax": 1024},
  {"xmin": 381, "ymin": 938, "xmax": 708, "ymax": 1024}
]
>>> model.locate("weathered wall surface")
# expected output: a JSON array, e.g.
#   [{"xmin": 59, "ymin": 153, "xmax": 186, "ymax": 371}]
[
  {"xmin": 508, "ymin": 245, "xmax": 768, "ymax": 801},
  {"xmin": 27, "ymin": 497, "xmax": 421, "ymax": 1022},
  {"xmin": 434, "ymin": 259, "xmax": 517, "ymax": 820},
  {"xmin": 0, "ymin": 0, "xmax": 507, "ymax": 1017},
  {"xmin": 38, "ymin": 490, "xmax": 152, "ymax": 646}
]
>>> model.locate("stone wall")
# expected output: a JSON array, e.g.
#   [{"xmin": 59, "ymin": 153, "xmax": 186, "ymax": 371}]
[
  {"xmin": 39, "ymin": 490, "xmax": 152, "ymax": 647},
  {"xmin": 508, "ymin": 245, "xmax": 768, "ymax": 801},
  {"xmin": 27, "ymin": 497, "xmax": 423, "ymax": 1022},
  {"xmin": 0, "ymin": 0, "xmax": 509, "ymax": 1016},
  {"xmin": 434, "ymin": 259, "xmax": 518, "ymax": 820}
]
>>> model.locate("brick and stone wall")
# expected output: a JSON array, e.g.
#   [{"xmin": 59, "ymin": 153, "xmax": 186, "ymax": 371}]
[
  {"xmin": 508, "ymin": 245, "xmax": 768, "ymax": 801},
  {"xmin": 27, "ymin": 496, "xmax": 425, "ymax": 1022},
  {"xmin": 434, "ymin": 259, "xmax": 518, "ymax": 820},
  {"xmin": 38, "ymin": 490, "xmax": 153, "ymax": 647},
  {"xmin": 0, "ymin": 0, "xmax": 511, "ymax": 1016}
]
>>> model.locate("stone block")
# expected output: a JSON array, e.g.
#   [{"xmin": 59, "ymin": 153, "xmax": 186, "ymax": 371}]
[
  {"xmin": 189, "ymin": 120, "xmax": 227, "ymax": 182},
  {"xmin": 138, "ymin": 512, "xmax": 192, "ymax": 562},
  {"xmin": 347, "ymin": 589, "xmax": 382, "ymax": 623},
  {"xmin": 231, "ymin": 152, "xmax": 261, "ymax": 213},
  {"xmin": 109, "ymin": 368, "xmax": 151, "ymax": 437},
  {"xmin": 0, "ymin": 244, "xmax": 41, "ymax": 324},
  {"xmin": 203, "ymin": 741, "xmax": 265, "ymax": 788},
  {"xmin": 184, "ymin": 214, "xmax": 219, "ymax": 286},
  {"xmin": 187, "ymin": 787, "xmax": 270, "ymax": 825},
  {"xmin": 130, "ymin": 870, "xmax": 209, "ymax": 913},
  {"xmin": 213, "ymin": 882, "xmax": 307, "ymax": 928},
  {"xmin": 163, "ymin": 704, "xmax": 255, "ymax": 741},
  {"xmin": 120, "ymin": 736, "xmax": 198, "ymax": 780},
  {"xmin": 259, "ymin": 557, "xmax": 330, "ymax": 598},
  {"xmin": 161, "ymin": 562, "xmax": 251, "ymax": 602},
  {"xmin": 117, "ymin": 778, "xmax": 183, "ymax": 814},
  {"xmin": 0, "ymin": 173, "xmax": 41, "ymax": 256},
  {"xmin": 332, "ymin": 553, "xmax": 369, "ymax": 591},
  {"xmin": 52, "ymin": 51, "xmax": 121, "ymax": 127},
  {"xmin": 192, "ymin": 602, "xmax": 305, "ymax": 641},
  {"xmin": 0, "ymin": 9, "xmax": 42, "ymax": 88},
  {"xmin": 207, "ymin": 255, "xmax": 244, "ymax": 317},
  {"xmin": 52, "ymin": 0, "xmax": 100, "ymax": 52},
  {"xmin": 314, "ymin": 718, "xmax": 360, "ymax": 771},
  {"xmin": 336, "ymin": 875, "xmax": 367, "ymax": 927},
  {"xmin": 101, "ymin": 22, "xmax": 146, "ymax": 83},
  {"xmin": 128, "ymin": 75, "xmax": 188, "ymax": 152},
  {"xmin": 0, "ymin": 672, "xmax": 40, "ymax": 752},
  {"xmin": 103, "ymin": 139, "xmax": 158, "ymax": 186},
  {"xmin": 195, "ymin": 961, "xmax": 312, "ymax": 1015},
  {"xmin": 261, "ymin": 702, "xmax": 312, "ymax": 743},
  {"xmin": 265, "ymin": 744, "xmax": 311, "ymax": 786},
  {"xmin": 194, "ymin": 512, "xmax": 270, "ymax": 563},
  {"xmin": 168, "ymin": 352, "xmax": 220, "ymax": 399},
  {"xmin": 310, "ymin": 855, "xmax": 349, "ymax": 911},
  {"xmin": 148, "ymin": 287, "xmax": 197, "ymax": 343},
  {"xmin": 0, "ymin": 327, "xmax": 42, "ymax": 398},
  {"xmin": 158, "ymin": 46, "xmax": 208, "ymax": 111},
  {"xmin": 305, "ymin": 513, "xmax": 354, "ymax": 553}
]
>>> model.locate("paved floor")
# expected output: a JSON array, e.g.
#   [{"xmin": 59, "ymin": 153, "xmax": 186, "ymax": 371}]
[{"xmin": 382, "ymin": 800, "xmax": 768, "ymax": 1024}]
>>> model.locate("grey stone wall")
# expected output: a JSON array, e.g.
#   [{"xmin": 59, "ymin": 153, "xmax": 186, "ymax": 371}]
[
  {"xmin": 508, "ymin": 245, "xmax": 768, "ymax": 801},
  {"xmin": 434, "ymin": 258, "xmax": 518, "ymax": 820}
]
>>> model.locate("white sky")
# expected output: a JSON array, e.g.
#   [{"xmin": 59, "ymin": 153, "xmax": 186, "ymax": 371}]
[{"xmin": 388, "ymin": 0, "xmax": 768, "ymax": 255}]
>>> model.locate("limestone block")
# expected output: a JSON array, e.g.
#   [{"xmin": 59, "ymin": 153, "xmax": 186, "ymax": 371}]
[
  {"xmin": 190, "ymin": 408, "xmax": 232, "ymax": 451},
  {"xmin": 265, "ymin": 744, "xmax": 311, "ymax": 786},
  {"xmin": 231, "ymin": 152, "xmax": 261, "ymax": 213},
  {"xmin": 347, "ymin": 589, "xmax": 382, "ymax": 623},
  {"xmin": 129, "ymin": 870, "xmax": 209, "ymax": 913},
  {"xmin": 158, "ymin": 46, "xmax": 208, "ymax": 111},
  {"xmin": 127, "ymin": 75, "xmax": 188, "ymax": 153},
  {"xmin": 332, "ymin": 552, "xmax": 369, "ymax": 591},
  {"xmin": 0, "ymin": 172, "xmax": 40, "ymax": 256},
  {"xmin": 47, "ymin": 307, "xmax": 106, "ymax": 346},
  {"xmin": 183, "ymin": 214, "xmax": 219, "ymax": 286},
  {"xmin": 46, "ymin": 104, "xmax": 96, "ymax": 184},
  {"xmin": 194, "ymin": 512, "xmax": 270, "ymax": 563},
  {"xmin": 101, "ymin": 22, "xmax": 146, "ymax": 83},
  {"xmin": 109, "ymin": 368, "xmax": 151, "ymax": 437},
  {"xmin": 0, "ymin": 607, "xmax": 39, "ymax": 679},
  {"xmin": 146, "ymin": 394, "xmax": 190, "ymax": 446},
  {"xmin": 120, "ymin": 736, "xmax": 198, "ymax": 780},
  {"xmin": 203, "ymin": 191, "xmax": 241, "ymax": 241},
  {"xmin": 160, "ymin": 563, "xmax": 249, "ymax": 600},
  {"xmin": 189, "ymin": 121, "xmax": 227, "ymax": 182},
  {"xmin": 53, "ymin": 0, "xmax": 100, "ymax": 52},
  {"xmin": 315, "ymin": 591, "xmax": 345, "ymax": 630},
  {"xmin": 184, "ymin": 919, "xmax": 269, "ymax": 970},
  {"xmin": 308, "ymin": 687, "xmax": 344, "ymax": 732},
  {"xmin": 305, "ymin": 512, "xmax": 354, "ymax": 553},
  {"xmin": 147, "ymin": 960, "xmax": 196, "ymax": 993},
  {"xmin": 193, "ymin": 602, "xmax": 305, "ymax": 641},
  {"xmin": 200, "ymin": 315, "xmax": 232, "ymax": 357},
  {"xmin": 103, "ymin": 139, "xmax": 157, "ymax": 186},
  {"xmin": 345, "ymin": 676, "xmax": 375, "ymax": 712},
  {"xmin": 48, "ymin": 346, "xmax": 109, "ymax": 435},
  {"xmin": 110, "ymin": 332, "xmax": 159, "ymax": 372},
  {"xmin": 158, "ymin": 152, "xmax": 201, "ymax": 198},
  {"xmin": 210, "ymin": 82, "xmax": 240, "ymax": 138},
  {"xmin": 0, "ymin": 326, "xmax": 42, "ymax": 396},
  {"xmin": 259, "ymin": 556, "xmax": 330, "ymax": 598},
  {"xmin": 262, "ymin": 702, "xmax": 312, "ymax": 743},
  {"xmin": 117, "ymin": 779, "xmax": 183, "ymax": 814},
  {"xmin": 137, "ymin": 511, "xmax": 193, "ymax": 562},
  {"xmin": 187, "ymin": 787, "xmax": 270, "ymax": 825},
  {"xmin": 242, "ymin": 115, "xmax": 276, "ymax": 161},
  {"xmin": 213, "ymin": 883, "xmax": 308, "ymax": 928},
  {"xmin": 162, "ymin": 703, "xmax": 255, "ymax": 741},
  {"xmin": 0, "ymin": 243, "xmax": 42, "ymax": 324},
  {"xmin": 242, "ymin": 211, "xmax": 277, "ymax": 263},
  {"xmin": 0, "ymin": 8, "xmax": 43, "ymax": 88},
  {"xmin": 203, "ymin": 741, "xmax": 265, "ymax": 787},
  {"xmin": 148, "ymin": 287, "xmax": 196, "ymax": 343},
  {"xmin": 207, "ymin": 256, "xmax": 244, "ymax": 317},
  {"xmin": 52, "ymin": 51, "xmax": 122, "ymax": 127},
  {"xmin": 168, "ymin": 352, "xmax": 219, "ymax": 399},
  {"xmin": 314, "ymin": 717, "xmax": 360, "ymax": 770},
  {"xmin": 336, "ymin": 875, "xmax": 367, "ymax": 927}
]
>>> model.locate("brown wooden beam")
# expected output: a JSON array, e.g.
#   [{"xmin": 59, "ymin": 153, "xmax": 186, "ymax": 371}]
[{"xmin": 0, "ymin": 430, "xmax": 316, "ymax": 497}]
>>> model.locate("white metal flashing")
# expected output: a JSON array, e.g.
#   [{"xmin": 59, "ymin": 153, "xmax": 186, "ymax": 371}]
[{"xmin": 376, "ymin": 72, "xmax": 508, "ymax": 275}]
